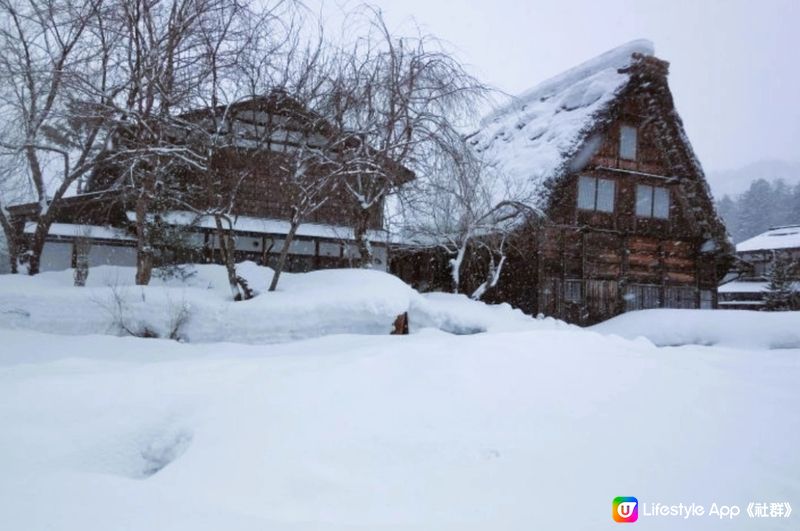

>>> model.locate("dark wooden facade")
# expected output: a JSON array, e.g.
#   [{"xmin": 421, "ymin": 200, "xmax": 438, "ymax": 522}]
[
  {"xmin": 9, "ymin": 95, "xmax": 408, "ymax": 273},
  {"xmin": 392, "ymin": 53, "xmax": 733, "ymax": 325}
]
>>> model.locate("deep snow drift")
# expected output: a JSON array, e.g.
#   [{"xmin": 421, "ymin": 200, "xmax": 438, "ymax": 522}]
[
  {"xmin": 0, "ymin": 262, "xmax": 567, "ymax": 343},
  {"xmin": 0, "ymin": 264, "xmax": 798, "ymax": 530},
  {"xmin": 592, "ymin": 308, "xmax": 800, "ymax": 349}
]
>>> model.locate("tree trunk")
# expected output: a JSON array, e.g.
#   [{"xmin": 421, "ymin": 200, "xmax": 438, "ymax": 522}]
[
  {"xmin": 1, "ymin": 220, "xmax": 19, "ymax": 274},
  {"xmin": 135, "ymin": 194, "xmax": 153, "ymax": 285},
  {"xmin": 7, "ymin": 250, "xmax": 16, "ymax": 274},
  {"xmin": 269, "ymin": 216, "xmax": 300, "ymax": 292},
  {"xmin": 470, "ymin": 253, "xmax": 506, "ymax": 301},
  {"xmin": 353, "ymin": 210, "xmax": 373, "ymax": 269},
  {"xmin": 214, "ymin": 215, "xmax": 243, "ymax": 300},
  {"xmin": 449, "ymin": 243, "xmax": 467, "ymax": 294},
  {"xmin": 73, "ymin": 236, "xmax": 91, "ymax": 287},
  {"xmin": 27, "ymin": 217, "xmax": 53, "ymax": 276}
]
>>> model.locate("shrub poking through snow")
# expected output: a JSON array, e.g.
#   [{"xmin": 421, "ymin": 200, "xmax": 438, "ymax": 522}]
[{"xmin": 95, "ymin": 283, "xmax": 191, "ymax": 341}]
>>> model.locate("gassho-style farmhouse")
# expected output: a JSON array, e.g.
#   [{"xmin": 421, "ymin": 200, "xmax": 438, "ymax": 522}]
[
  {"xmin": 393, "ymin": 40, "xmax": 734, "ymax": 324},
  {"xmin": 6, "ymin": 40, "xmax": 736, "ymax": 325}
]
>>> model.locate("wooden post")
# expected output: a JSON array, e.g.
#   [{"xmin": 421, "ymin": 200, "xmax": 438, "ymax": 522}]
[
  {"xmin": 391, "ymin": 312, "xmax": 409, "ymax": 335},
  {"xmin": 658, "ymin": 239, "xmax": 666, "ymax": 307}
]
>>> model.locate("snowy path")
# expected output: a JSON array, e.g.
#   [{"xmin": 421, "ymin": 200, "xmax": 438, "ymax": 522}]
[{"xmin": 1, "ymin": 326, "xmax": 798, "ymax": 530}]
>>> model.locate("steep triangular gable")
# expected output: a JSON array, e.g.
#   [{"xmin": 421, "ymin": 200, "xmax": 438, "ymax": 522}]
[
  {"xmin": 467, "ymin": 40, "xmax": 655, "ymax": 210},
  {"xmin": 605, "ymin": 56, "xmax": 732, "ymax": 254},
  {"xmin": 472, "ymin": 41, "xmax": 733, "ymax": 256}
]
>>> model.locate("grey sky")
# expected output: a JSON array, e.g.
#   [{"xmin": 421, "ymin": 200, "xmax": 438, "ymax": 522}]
[{"xmin": 321, "ymin": 0, "xmax": 800, "ymax": 175}]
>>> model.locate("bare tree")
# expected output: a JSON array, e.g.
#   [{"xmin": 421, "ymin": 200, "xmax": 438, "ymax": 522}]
[
  {"xmin": 179, "ymin": 1, "xmax": 271, "ymax": 300},
  {"xmin": 0, "ymin": 0, "xmax": 121, "ymax": 274},
  {"xmin": 322, "ymin": 8, "xmax": 488, "ymax": 267},
  {"xmin": 179, "ymin": 1, "xmax": 311, "ymax": 297},
  {"xmin": 0, "ymin": 149, "xmax": 27, "ymax": 273},
  {"xmin": 114, "ymin": 0, "xmax": 304, "ymax": 291},
  {"xmin": 105, "ymin": 0, "xmax": 222, "ymax": 285},
  {"xmin": 224, "ymin": 20, "xmax": 347, "ymax": 293},
  {"xmin": 397, "ymin": 145, "xmax": 537, "ymax": 298},
  {"xmin": 268, "ymin": 137, "xmax": 340, "ymax": 291}
]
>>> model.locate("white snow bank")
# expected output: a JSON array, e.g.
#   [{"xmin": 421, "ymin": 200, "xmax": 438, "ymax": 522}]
[
  {"xmin": 591, "ymin": 309, "xmax": 800, "ymax": 349},
  {"xmin": 0, "ymin": 327, "xmax": 797, "ymax": 530},
  {"xmin": 0, "ymin": 263, "xmax": 557, "ymax": 343},
  {"xmin": 412, "ymin": 291, "xmax": 571, "ymax": 335}
]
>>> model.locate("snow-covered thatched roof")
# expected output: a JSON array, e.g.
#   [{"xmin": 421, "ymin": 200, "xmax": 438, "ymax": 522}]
[
  {"xmin": 737, "ymin": 225, "xmax": 800, "ymax": 253},
  {"xmin": 467, "ymin": 40, "xmax": 655, "ymax": 209}
]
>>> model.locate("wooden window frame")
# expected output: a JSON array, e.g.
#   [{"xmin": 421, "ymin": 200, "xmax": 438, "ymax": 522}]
[
  {"xmin": 577, "ymin": 175, "xmax": 616, "ymax": 213},
  {"xmin": 564, "ymin": 279, "xmax": 583, "ymax": 304},
  {"xmin": 620, "ymin": 124, "xmax": 638, "ymax": 161},
  {"xmin": 635, "ymin": 184, "xmax": 670, "ymax": 219}
]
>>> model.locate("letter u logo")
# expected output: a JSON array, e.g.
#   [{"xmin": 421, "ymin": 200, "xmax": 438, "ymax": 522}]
[{"xmin": 613, "ymin": 497, "xmax": 639, "ymax": 522}]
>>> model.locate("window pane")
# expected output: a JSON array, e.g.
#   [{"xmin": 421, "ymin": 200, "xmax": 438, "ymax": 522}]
[
  {"xmin": 596, "ymin": 178, "xmax": 615, "ymax": 212},
  {"xmin": 577, "ymin": 176, "xmax": 596, "ymax": 210},
  {"xmin": 653, "ymin": 187, "xmax": 670, "ymax": 218},
  {"xmin": 620, "ymin": 125, "xmax": 637, "ymax": 160},
  {"xmin": 635, "ymin": 184, "xmax": 652, "ymax": 217},
  {"xmin": 565, "ymin": 280, "xmax": 583, "ymax": 303}
]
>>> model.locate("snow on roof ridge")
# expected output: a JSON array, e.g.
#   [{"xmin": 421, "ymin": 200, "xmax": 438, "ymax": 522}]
[
  {"xmin": 767, "ymin": 223, "xmax": 800, "ymax": 230},
  {"xmin": 737, "ymin": 225, "xmax": 800, "ymax": 252},
  {"xmin": 482, "ymin": 39, "xmax": 655, "ymax": 125}
]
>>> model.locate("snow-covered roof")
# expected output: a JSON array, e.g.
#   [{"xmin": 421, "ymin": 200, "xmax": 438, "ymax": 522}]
[
  {"xmin": 718, "ymin": 281, "xmax": 768, "ymax": 294},
  {"xmin": 736, "ymin": 225, "xmax": 800, "ymax": 253},
  {"xmin": 468, "ymin": 40, "xmax": 655, "ymax": 208},
  {"xmin": 24, "ymin": 222, "xmax": 135, "ymax": 241},
  {"xmin": 718, "ymin": 280, "xmax": 800, "ymax": 294},
  {"xmin": 124, "ymin": 211, "xmax": 388, "ymax": 243}
]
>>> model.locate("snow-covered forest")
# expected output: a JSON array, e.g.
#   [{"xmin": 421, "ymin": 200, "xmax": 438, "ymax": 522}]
[{"xmin": 716, "ymin": 178, "xmax": 800, "ymax": 242}]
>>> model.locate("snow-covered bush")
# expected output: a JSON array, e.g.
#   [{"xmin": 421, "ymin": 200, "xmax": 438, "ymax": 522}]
[{"xmin": 95, "ymin": 283, "xmax": 191, "ymax": 341}]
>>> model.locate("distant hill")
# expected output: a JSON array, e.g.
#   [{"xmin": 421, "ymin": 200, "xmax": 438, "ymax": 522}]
[{"xmin": 707, "ymin": 159, "xmax": 800, "ymax": 199}]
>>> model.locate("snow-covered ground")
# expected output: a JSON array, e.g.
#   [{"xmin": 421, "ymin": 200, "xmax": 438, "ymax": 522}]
[{"xmin": 0, "ymin": 265, "xmax": 798, "ymax": 530}]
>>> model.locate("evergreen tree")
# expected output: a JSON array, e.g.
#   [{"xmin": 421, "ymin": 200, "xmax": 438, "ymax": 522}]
[
  {"xmin": 737, "ymin": 179, "xmax": 775, "ymax": 241},
  {"xmin": 772, "ymin": 179, "xmax": 795, "ymax": 228},
  {"xmin": 716, "ymin": 195, "xmax": 738, "ymax": 238},
  {"xmin": 764, "ymin": 254, "xmax": 800, "ymax": 311},
  {"xmin": 715, "ymin": 178, "xmax": 800, "ymax": 243}
]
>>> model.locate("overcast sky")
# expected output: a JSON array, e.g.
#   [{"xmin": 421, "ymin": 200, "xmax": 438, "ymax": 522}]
[{"xmin": 318, "ymin": 0, "xmax": 800, "ymax": 175}]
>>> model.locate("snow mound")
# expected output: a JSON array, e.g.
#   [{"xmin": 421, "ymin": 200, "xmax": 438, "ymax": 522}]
[
  {"xmin": 591, "ymin": 309, "xmax": 800, "ymax": 349},
  {"xmin": 0, "ymin": 263, "xmax": 557, "ymax": 343},
  {"xmin": 469, "ymin": 40, "xmax": 654, "ymax": 209},
  {"xmin": 412, "ymin": 292, "xmax": 573, "ymax": 335}
]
